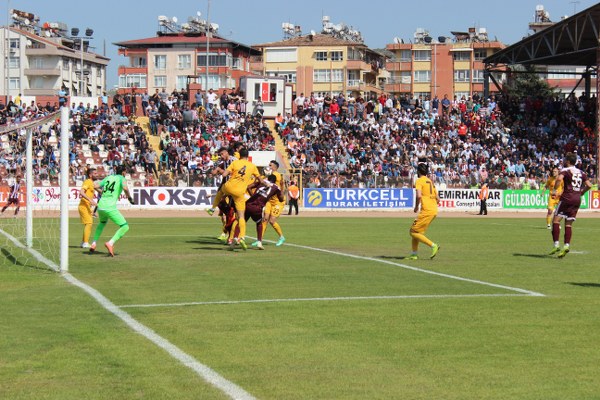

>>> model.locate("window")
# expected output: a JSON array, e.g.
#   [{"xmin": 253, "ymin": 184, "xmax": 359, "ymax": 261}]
[
  {"xmin": 414, "ymin": 91, "xmax": 430, "ymax": 99},
  {"xmin": 176, "ymin": 75, "xmax": 187, "ymax": 90},
  {"xmin": 133, "ymin": 57, "xmax": 147, "ymax": 67},
  {"xmin": 399, "ymin": 50, "xmax": 412, "ymax": 62},
  {"xmin": 197, "ymin": 74, "xmax": 224, "ymax": 90},
  {"xmin": 391, "ymin": 71, "xmax": 411, "ymax": 84},
  {"xmin": 119, "ymin": 74, "xmax": 147, "ymax": 88},
  {"xmin": 414, "ymin": 70, "xmax": 431, "ymax": 82},
  {"xmin": 267, "ymin": 71, "xmax": 296, "ymax": 83},
  {"xmin": 9, "ymin": 78, "xmax": 20, "ymax": 90},
  {"xmin": 330, "ymin": 51, "xmax": 343, "ymax": 61},
  {"xmin": 453, "ymin": 51, "xmax": 471, "ymax": 61},
  {"xmin": 331, "ymin": 69, "xmax": 343, "ymax": 82},
  {"xmin": 254, "ymin": 82, "xmax": 278, "ymax": 101},
  {"xmin": 455, "ymin": 92, "xmax": 470, "ymax": 101},
  {"xmin": 154, "ymin": 55, "xmax": 166, "ymax": 70},
  {"xmin": 472, "ymin": 70, "xmax": 485, "ymax": 83},
  {"xmin": 196, "ymin": 54, "xmax": 228, "ymax": 67},
  {"xmin": 62, "ymin": 58, "xmax": 70, "ymax": 70},
  {"xmin": 9, "ymin": 39, "xmax": 19, "ymax": 49},
  {"xmin": 8, "ymin": 57, "xmax": 20, "ymax": 69},
  {"xmin": 265, "ymin": 48, "xmax": 297, "ymax": 62},
  {"xmin": 154, "ymin": 75, "xmax": 167, "ymax": 88},
  {"xmin": 177, "ymin": 54, "xmax": 191, "ymax": 69},
  {"xmin": 232, "ymin": 58, "xmax": 242, "ymax": 70},
  {"xmin": 413, "ymin": 50, "xmax": 431, "ymax": 61},
  {"xmin": 315, "ymin": 51, "xmax": 328, "ymax": 61},
  {"xmin": 30, "ymin": 57, "xmax": 44, "ymax": 69},
  {"xmin": 547, "ymin": 68, "xmax": 578, "ymax": 80},
  {"xmin": 454, "ymin": 69, "xmax": 470, "ymax": 82},
  {"xmin": 314, "ymin": 69, "xmax": 330, "ymax": 82},
  {"xmin": 474, "ymin": 49, "xmax": 487, "ymax": 61},
  {"xmin": 29, "ymin": 76, "xmax": 45, "ymax": 89}
]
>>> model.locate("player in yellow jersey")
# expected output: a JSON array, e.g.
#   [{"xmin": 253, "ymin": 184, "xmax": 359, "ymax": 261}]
[
  {"xmin": 212, "ymin": 147, "xmax": 260, "ymax": 249},
  {"xmin": 78, "ymin": 168, "xmax": 98, "ymax": 248},
  {"xmin": 544, "ymin": 167, "xmax": 563, "ymax": 229},
  {"xmin": 407, "ymin": 163, "xmax": 440, "ymax": 260},
  {"xmin": 253, "ymin": 160, "xmax": 286, "ymax": 247}
]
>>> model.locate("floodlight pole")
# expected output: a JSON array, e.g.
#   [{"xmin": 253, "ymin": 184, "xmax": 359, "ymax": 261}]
[
  {"xmin": 205, "ymin": 0, "xmax": 210, "ymax": 94},
  {"xmin": 60, "ymin": 106, "xmax": 69, "ymax": 272}
]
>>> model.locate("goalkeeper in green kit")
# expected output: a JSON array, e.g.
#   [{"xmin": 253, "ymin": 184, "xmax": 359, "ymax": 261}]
[{"xmin": 90, "ymin": 165, "xmax": 135, "ymax": 256}]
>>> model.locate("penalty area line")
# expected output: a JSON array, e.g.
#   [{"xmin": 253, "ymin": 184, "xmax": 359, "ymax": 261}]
[
  {"xmin": 265, "ymin": 239, "xmax": 545, "ymax": 297},
  {"xmin": 0, "ymin": 229, "xmax": 257, "ymax": 400},
  {"xmin": 119, "ymin": 293, "xmax": 533, "ymax": 309}
]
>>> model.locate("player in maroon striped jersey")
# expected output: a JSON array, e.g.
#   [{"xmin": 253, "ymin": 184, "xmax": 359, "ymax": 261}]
[
  {"xmin": 549, "ymin": 153, "xmax": 592, "ymax": 258},
  {"xmin": 1, "ymin": 176, "xmax": 23, "ymax": 217}
]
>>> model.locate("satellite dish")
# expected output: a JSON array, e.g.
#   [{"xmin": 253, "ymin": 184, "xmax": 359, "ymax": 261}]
[
  {"xmin": 424, "ymin": 36, "xmax": 433, "ymax": 43},
  {"xmin": 393, "ymin": 37, "xmax": 401, "ymax": 44},
  {"xmin": 172, "ymin": 16, "xmax": 178, "ymax": 23},
  {"xmin": 438, "ymin": 36, "xmax": 446, "ymax": 43},
  {"xmin": 196, "ymin": 11, "xmax": 201, "ymax": 17},
  {"xmin": 24, "ymin": 19, "xmax": 30, "ymax": 25},
  {"xmin": 26, "ymin": 39, "xmax": 32, "ymax": 46},
  {"xmin": 310, "ymin": 30, "xmax": 316, "ymax": 36},
  {"xmin": 44, "ymin": 30, "xmax": 51, "ymax": 37}
]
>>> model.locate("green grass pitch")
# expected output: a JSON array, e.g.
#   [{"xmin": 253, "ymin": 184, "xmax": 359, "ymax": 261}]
[{"xmin": 1, "ymin": 215, "xmax": 599, "ymax": 399}]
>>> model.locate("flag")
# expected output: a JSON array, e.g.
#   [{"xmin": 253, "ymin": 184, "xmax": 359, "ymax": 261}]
[{"xmin": 261, "ymin": 82, "xmax": 269, "ymax": 101}]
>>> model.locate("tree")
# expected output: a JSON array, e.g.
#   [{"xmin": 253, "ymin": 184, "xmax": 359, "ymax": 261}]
[{"xmin": 504, "ymin": 65, "xmax": 557, "ymax": 99}]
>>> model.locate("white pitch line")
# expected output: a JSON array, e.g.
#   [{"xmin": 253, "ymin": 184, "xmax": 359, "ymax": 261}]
[
  {"xmin": 0, "ymin": 229, "xmax": 256, "ymax": 400},
  {"xmin": 266, "ymin": 240, "xmax": 545, "ymax": 297},
  {"xmin": 119, "ymin": 293, "xmax": 532, "ymax": 309}
]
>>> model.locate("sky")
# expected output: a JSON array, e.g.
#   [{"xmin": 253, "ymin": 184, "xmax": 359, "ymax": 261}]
[{"xmin": 6, "ymin": 0, "xmax": 599, "ymax": 87}]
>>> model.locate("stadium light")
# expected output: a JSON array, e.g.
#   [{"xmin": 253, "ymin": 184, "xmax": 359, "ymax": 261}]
[{"xmin": 70, "ymin": 27, "xmax": 94, "ymax": 97}]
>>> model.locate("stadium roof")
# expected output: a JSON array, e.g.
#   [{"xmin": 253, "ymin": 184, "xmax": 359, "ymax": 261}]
[{"xmin": 484, "ymin": 2, "xmax": 600, "ymax": 68}]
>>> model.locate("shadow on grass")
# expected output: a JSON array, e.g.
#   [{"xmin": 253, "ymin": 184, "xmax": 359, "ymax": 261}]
[
  {"xmin": 512, "ymin": 253, "xmax": 552, "ymax": 259},
  {"xmin": 187, "ymin": 237, "xmax": 223, "ymax": 245},
  {"xmin": 1, "ymin": 248, "xmax": 56, "ymax": 273},
  {"xmin": 566, "ymin": 282, "xmax": 600, "ymax": 288},
  {"xmin": 192, "ymin": 247, "xmax": 228, "ymax": 251},
  {"xmin": 379, "ymin": 255, "xmax": 414, "ymax": 260}
]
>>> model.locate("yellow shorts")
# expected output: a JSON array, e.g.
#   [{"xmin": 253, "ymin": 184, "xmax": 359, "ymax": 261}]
[
  {"xmin": 78, "ymin": 203, "xmax": 93, "ymax": 225},
  {"xmin": 410, "ymin": 213, "xmax": 437, "ymax": 234},
  {"xmin": 264, "ymin": 201, "xmax": 283, "ymax": 218},
  {"xmin": 548, "ymin": 197, "xmax": 560, "ymax": 210},
  {"xmin": 222, "ymin": 181, "xmax": 249, "ymax": 212}
]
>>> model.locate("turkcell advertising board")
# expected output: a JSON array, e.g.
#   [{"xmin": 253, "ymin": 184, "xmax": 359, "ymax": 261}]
[
  {"xmin": 503, "ymin": 190, "xmax": 589, "ymax": 209},
  {"xmin": 438, "ymin": 189, "xmax": 502, "ymax": 210},
  {"xmin": 303, "ymin": 188, "xmax": 413, "ymax": 209}
]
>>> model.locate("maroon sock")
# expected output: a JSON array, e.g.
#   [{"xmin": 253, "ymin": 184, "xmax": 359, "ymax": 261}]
[
  {"xmin": 564, "ymin": 226, "xmax": 572, "ymax": 245},
  {"xmin": 257, "ymin": 221, "xmax": 263, "ymax": 241},
  {"xmin": 552, "ymin": 223, "xmax": 560, "ymax": 242}
]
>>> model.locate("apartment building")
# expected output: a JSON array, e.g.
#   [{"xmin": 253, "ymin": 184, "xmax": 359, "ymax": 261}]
[
  {"xmin": 1, "ymin": 10, "xmax": 109, "ymax": 102},
  {"xmin": 115, "ymin": 16, "xmax": 260, "ymax": 95},
  {"xmin": 385, "ymin": 27, "xmax": 505, "ymax": 100}
]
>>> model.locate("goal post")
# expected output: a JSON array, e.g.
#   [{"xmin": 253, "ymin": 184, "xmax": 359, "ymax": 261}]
[{"xmin": 60, "ymin": 106, "xmax": 69, "ymax": 272}]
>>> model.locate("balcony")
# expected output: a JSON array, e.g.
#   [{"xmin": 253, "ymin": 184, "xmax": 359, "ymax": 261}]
[
  {"xmin": 24, "ymin": 67, "xmax": 61, "ymax": 76},
  {"xmin": 25, "ymin": 46, "xmax": 61, "ymax": 56},
  {"xmin": 347, "ymin": 59, "xmax": 374, "ymax": 72},
  {"xmin": 386, "ymin": 61, "xmax": 412, "ymax": 71},
  {"xmin": 385, "ymin": 82, "xmax": 412, "ymax": 93},
  {"xmin": 24, "ymin": 88, "xmax": 59, "ymax": 96},
  {"xmin": 346, "ymin": 79, "xmax": 364, "ymax": 89},
  {"xmin": 118, "ymin": 66, "xmax": 147, "ymax": 74}
]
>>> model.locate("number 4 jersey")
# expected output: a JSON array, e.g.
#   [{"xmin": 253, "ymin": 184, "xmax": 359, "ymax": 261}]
[
  {"xmin": 98, "ymin": 174, "xmax": 126, "ymax": 211},
  {"xmin": 560, "ymin": 166, "xmax": 587, "ymax": 205}
]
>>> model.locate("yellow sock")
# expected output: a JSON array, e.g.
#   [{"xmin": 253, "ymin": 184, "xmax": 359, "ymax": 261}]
[
  {"xmin": 410, "ymin": 232, "xmax": 433, "ymax": 248},
  {"xmin": 262, "ymin": 220, "xmax": 268, "ymax": 236},
  {"xmin": 272, "ymin": 222, "xmax": 283, "ymax": 237},
  {"xmin": 229, "ymin": 220, "xmax": 238, "ymax": 241},
  {"xmin": 238, "ymin": 217, "xmax": 247, "ymax": 239},
  {"xmin": 211, "ymin": 189, "xmax": 223, "ymax": 209},
  {"xmin": 546, "ymin": 215, "xmax": 551, "ymax": 225},
  {"xmin": 83, "ymin": 223, "xmax": 92, "ymax": 243},
  {"xmin": 411, "ymin": 238, "xmax": 419, "ymax": 252}
]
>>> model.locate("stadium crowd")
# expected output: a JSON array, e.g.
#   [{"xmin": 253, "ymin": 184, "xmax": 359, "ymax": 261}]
[
  {"xmin": 279, "ymin": 91, "xmax": 597, "ymax": 190},
  {"xmin": 0, "ymin": 90, "xmax": 275, "ymax": 187},
  {"xmin": 1, "ymin": 89, "xmax": 597, "ymax": 191}
]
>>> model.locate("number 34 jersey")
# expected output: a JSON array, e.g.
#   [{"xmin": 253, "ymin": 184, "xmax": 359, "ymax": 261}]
[{"xmin": 98, "ymin": 174, "xmax": 126, "ymax": 211}]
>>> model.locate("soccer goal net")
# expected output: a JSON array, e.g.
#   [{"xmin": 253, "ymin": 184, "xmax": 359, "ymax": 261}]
[{"xmin": 1, "ymin": 110, "xmax": 65, "ymax": 272}]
